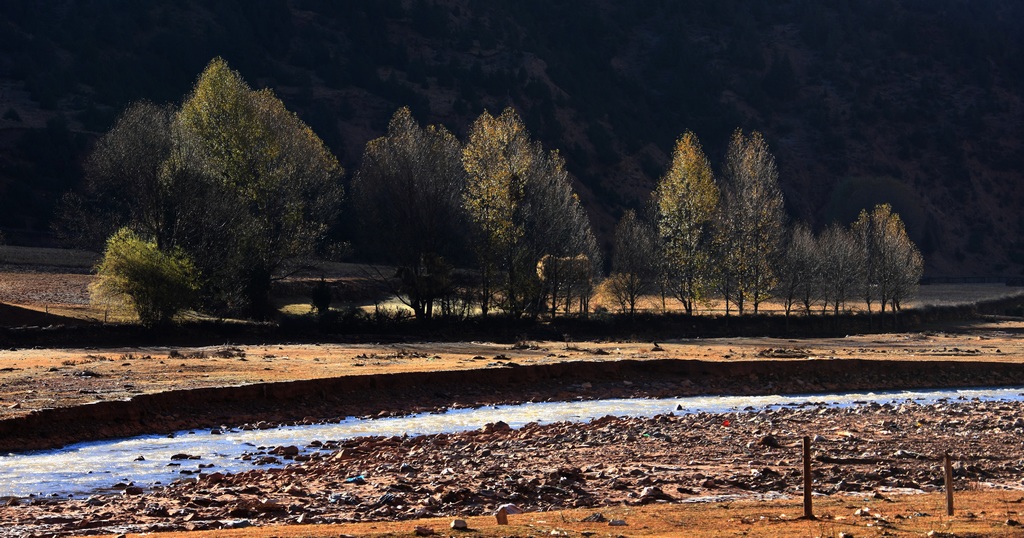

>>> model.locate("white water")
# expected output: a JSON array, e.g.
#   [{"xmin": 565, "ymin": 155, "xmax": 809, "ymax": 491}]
[{"xmin": 2, "ymin": 386, "xmax": 1022, "ymax": 499}]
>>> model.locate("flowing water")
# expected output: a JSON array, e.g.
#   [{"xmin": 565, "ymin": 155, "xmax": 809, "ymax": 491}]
[{"xmin": 2, "ymin": 386, "xmax": 1022, "ymax": 499}]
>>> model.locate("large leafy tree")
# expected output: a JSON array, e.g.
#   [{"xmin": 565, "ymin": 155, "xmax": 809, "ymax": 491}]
[
  {"xmin": 655, "ymin": 131, "xmax": 719, "ymax": 316},
  {"xmin": 72, "ymin": 58, "xmax": 343, "ymax": 319},
  {"xmin": 351, "ymin": 107, "xmax": 468, "ymax": 320},
  {"xmin": 177, "ymin": 58, "xmax": 343, "ymax": 317},
  {"xmin": 462, "ymin": 108, "xmax": 599, "ymax": 318},
  {"xmin": 717, "ymin": 129, "xmax": 786, "ymax": 315}
]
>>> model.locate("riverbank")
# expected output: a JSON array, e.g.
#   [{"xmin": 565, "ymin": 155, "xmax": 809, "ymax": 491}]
[
  {"xmin": 4, "ymin": 320, "xmax": 1024, "ymax": 452},
  {"xmin": 3, "ymin": 397, "xmax": 1024, "ymax": 536}
]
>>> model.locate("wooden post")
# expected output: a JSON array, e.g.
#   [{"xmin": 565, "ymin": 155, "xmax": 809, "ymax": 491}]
[
  {"xmin": 803, "ymin": 436, "xmax": 814, "ymax": 520},
  {"xmin": 944, "ymin": 453, "xmax": 954, "ymax": 516}
]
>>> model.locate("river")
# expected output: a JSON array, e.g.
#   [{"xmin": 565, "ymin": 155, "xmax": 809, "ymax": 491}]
[{"xmin": 2, "ymin": 386, "xmax": 1022, "ymax": 499}]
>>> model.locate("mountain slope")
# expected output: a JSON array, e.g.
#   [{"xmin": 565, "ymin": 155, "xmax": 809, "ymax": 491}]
[{"xmin": 0, "ymin": 0, "xmax": 1022, "ymax": 277}]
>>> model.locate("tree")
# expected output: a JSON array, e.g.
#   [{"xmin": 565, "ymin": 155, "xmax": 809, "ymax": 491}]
[
  {"xmin": 853, "ymin": 204, "xmax": 923, "ymax": 324},
  {"xmin": 817, "ymin": 223, "xmax": 865, "ymax": 317},
  {"xmin": 655, "ymin": 131, "xmax": 719, "ymax": 316},
  {"xmin": 66, "ymin": 58, "xmax": 343, "ymax": 320},
  {"xmin": 351, "ymin": 107, "xmax": 468, "ymax": 320},
  {"xmin": 777, "ymin": 223, "xmax": 821, "ymax": 317},
  {"xmin": 91, "ymin": 228, "xmax": 198, "ymax": 327},
  {"xmin": 177, "ymin": 57, "xmax": 344, "ymax": 318},
  {"xmin": 718, "ymin": 129, "xmax": 786, "ymax": 314},
  {"xmin": 608, "ymin": 209, "xmax": 657, "ymax": 316},
  {"xmin": 59, "ymin": 101, "xmax": 177, "ymax": 250},
  {"xmin": 462, "ymin": 108, "xmax": 599, "ymax": 318}
]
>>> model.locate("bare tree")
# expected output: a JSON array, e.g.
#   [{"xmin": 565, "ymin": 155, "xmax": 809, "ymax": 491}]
[
  {"xmin": 608, "ymin": 209, "xmax": 658, "ymax": 316},
  {"xmin": 817, "ymin": 223, "xmax": 866, "ymax": 317},
  {"xmin": 777, "ymin": 223, "xmax": 821, "ymax": 318},
  {"xmin": 351, "ymin": 107, "xmax": 468, "ymax": 320}
]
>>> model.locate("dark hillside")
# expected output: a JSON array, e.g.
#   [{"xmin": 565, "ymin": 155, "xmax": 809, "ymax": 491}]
[{"xmin": 0, "ymin": 0, "xmax": 1022, "ymax": 276}]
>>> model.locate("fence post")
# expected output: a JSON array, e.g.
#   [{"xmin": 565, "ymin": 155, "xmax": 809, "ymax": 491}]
[
  {"xmin": 944, "ymin": 452, "xmax": 954, "ymax": 516},
  {"xmin": 803, "ymin": 436, "xmax": 814, "ymax": 519}
]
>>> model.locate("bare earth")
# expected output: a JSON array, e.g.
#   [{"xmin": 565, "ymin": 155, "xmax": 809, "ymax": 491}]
[
  {"xmin": 2, "ymin": 322, "xmax": 1021, "ymax": 421},
  {"xmin": 1, "ymin": 259, "xmax": 1023, "ymax": 537}
]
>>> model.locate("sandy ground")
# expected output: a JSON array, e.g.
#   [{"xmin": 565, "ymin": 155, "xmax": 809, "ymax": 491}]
[{"xmin": 1, "ymin": 320, "xmax": 1022, "ymax": 420}]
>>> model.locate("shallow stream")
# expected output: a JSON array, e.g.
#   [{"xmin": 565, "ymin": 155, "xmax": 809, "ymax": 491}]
[{"xmin": 2, "ymin": 386, "xmax": 1022, "ymax": 499}]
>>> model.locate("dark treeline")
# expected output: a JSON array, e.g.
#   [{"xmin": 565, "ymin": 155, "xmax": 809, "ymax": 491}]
[{"xmin": 71, "ymin": 59, "xmax": 924, "ymax": 328}]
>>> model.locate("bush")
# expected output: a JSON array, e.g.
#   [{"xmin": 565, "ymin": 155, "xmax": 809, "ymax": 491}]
[
  {"xmin": 310, "ymin": 278, "xmax": 332, "ymax": 317},
  {"xmin": 91, "ymin": 228, "xmax": 198, "ymax": 326}
]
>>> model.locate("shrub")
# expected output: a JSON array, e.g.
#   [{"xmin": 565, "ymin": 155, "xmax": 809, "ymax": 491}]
[
  {"xmin": 310, "ymin": 278, "xmax": 333, "ymax": 317},
  {"xmin": 91, "ymin": 228, "xmax": 198, "ymax": 326}
]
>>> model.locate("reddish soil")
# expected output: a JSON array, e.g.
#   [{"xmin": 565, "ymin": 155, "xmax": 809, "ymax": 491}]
[
  {"xmin": 3, "ymin": 398, "xmax": 1024, "ymax": 536},
  {"xmin": 0, "ymin": 265, "xmax": 1023, "ymax": 537}
]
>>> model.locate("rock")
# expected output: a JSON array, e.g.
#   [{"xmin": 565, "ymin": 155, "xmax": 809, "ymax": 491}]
[
  {"xmin": 839, "ymin": 533, "xmax": 854, "ymax": 538},
  {"xmin": 221, "ymin": 519, "xmax": 252, "ymax": 529},
  {"xmin": 134, "ymin": 455, "xmax": 145, "ymax": 461},
  {"xmin": 1007, "ymin": 519, "xmax": 1021, "ymax": 527},
  {"xmin": 144, "ymin": 503, "xmax": 169, "ymax": 517},
  {"xmin": 415, "ymin": 526, "xmax": 436, "ymax": 536},
  {"xmin": 639, "ymin": 486, "xmax": 673, "ymax": 503},
  {"xmin": 282, "ymin": 484, "xmax": 308, "ymax": 496},
  {"xmin": 482, "ymin": 421, "xmax": 511, "ymax": 433},
  {"xmin": 608, "ymin": 519, "xmax": 627, "ymax": 526},
  {"xmin": 272, "ymin": 445, "xmax": 300, "ymax": 457},
  {"xmin": 581, "ymin": 512, "xmax": 607, "ymax": 522},
  {"xmin": 123, "ymin": 486, "xmax": 143, "ymax": 496},
  {"xmin": 450, "ymin": 518, "xmax": 468, "ymax": 530},
  {"xmin": 760, "ymin": 434, "xmax": 781, "ymax": 448},
  {"xmin": 497, "ymin": 503, "xmax": 524, "ymax": 514},
  {"xmin": 495, "ymin": 507, "xmax": 508, "ymax": 525}
]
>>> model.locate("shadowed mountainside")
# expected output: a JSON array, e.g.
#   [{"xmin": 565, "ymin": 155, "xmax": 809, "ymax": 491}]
[{"xmin": 0, "ymin": 0, "xmax": 1022, "ymax": 277}]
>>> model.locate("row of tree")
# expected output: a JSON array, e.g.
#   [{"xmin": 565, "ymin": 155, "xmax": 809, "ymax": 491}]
[
  {"xmin": 76, "ymin": 58, "xmax": 600, "ymax": 324},
  {"xmin": 351, "ymin": 106, "xmax": 600, "ymax": 321},
  {"xmin": 67, "ymin": 58, "xmax": 343, "ymax": 323},
  {"xmin": 608, "ymin": 130, "xmax": 923, "ymax": 321},
  {"xmin": 78, "ymin": 58, "xmax": 922, "ymax": 326}
]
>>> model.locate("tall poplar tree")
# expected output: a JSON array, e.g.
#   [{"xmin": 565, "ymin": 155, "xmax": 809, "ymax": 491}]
[
  {"xmin": 654, "ymin": 131, "xmax": 719, "ymax": 315},
  {"xmin": 462, "ymin": 108, "xmax": 598, "ymax": 317},
  {"xmin": 718, "ymin": 129, "xmax": 786, "ymax": 314}
]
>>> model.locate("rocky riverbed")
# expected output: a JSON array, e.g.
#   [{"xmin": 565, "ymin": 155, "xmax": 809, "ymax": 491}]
[{"xmin": 3, "ymin": 397, "xmax": 1023, "ymax": 537}]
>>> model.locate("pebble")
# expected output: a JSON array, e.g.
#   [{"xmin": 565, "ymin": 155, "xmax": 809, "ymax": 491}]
[{"xmin": 450, "ymin": 518, "xmax": 468, "ymax": 530}]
